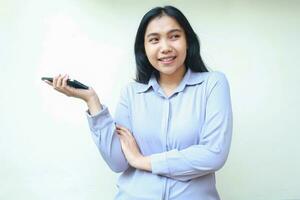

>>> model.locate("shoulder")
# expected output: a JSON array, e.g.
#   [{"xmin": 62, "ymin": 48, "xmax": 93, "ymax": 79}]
[
  {"xmin": 120, "ymin": 81, "xmax": 148, "ymax": 96},
  {"xmin": 205, "ymin": 71, "xmax": 231, "ymax": 95},
  {"xmin": 207, "ymin": 71, "xmax": 228, "ymax": 83},
  {"xmin": 189, "ymin": 70, "xmax": 229, "ymax": 86},
  {"xmin": 189, "ymin": 70, "xmax": 230, "ymax": 96}
]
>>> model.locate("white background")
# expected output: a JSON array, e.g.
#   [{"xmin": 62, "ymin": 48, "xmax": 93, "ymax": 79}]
[{"xmin": 1, "ymin": 0, "xmax": 299, "ymax": 199}]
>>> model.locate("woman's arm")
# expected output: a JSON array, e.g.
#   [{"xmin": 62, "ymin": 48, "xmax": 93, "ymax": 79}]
[
  {"xmin": 150, "ymin": 72, "xmax": 233, "ymax": 181},
  {"xmin": 86, "ymin": 94, "xmax": 102, "ymax": 116},
  {"xmin": 116, "ymin": 72, "xmax": 233, "ymax": 181},
  {"xmin": 86, "ymin": 86, "xmax": 132, "ymax": 173},
  {"xmin": 44, "ymin": 74, "xmax": 130, "ymax": 173}
]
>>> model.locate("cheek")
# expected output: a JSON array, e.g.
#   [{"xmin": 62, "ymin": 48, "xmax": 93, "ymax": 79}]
[
  {"xmin": 182, "ymin": 49, "xmax": 187, "ymax": 60},
  {"xmin": 181, "ymin": 42, "xmax": 188, "ymax": 59},
  {"xmin": 145, "ymin": 46, "xmax": 157, "ymax": 62},
  {"xmin": 175, "ymin": 44, "xmax": 187, "ymax": 61}
]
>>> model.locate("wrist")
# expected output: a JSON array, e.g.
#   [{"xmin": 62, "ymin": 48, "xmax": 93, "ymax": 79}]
[
  {"xmin": 86, "ymin": 94, "xmax": 99, "ymax": 105},
  {"xmin": 134, "ymin": 156, "xmax": 151, "ymax": 172},
  {"xmin": 85, "ymin": 95, "xmax": 102, "ymax": 115}
]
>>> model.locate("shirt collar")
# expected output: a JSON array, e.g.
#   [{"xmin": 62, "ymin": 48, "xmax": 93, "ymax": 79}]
[{"xmin": 135, "ymin": 68, "xmax": 206, "ymax": 94}]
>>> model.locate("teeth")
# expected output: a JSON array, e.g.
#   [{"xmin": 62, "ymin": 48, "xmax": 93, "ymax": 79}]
[{"xmin": 160, "ymin": 57, "xmax": 175, "ymax": 61}]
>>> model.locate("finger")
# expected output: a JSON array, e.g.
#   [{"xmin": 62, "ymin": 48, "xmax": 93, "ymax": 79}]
[
  {"xmin": 120, "ymin": 128, "xmax": 133, "ymax": 138},
  {"xmin": 60, "ymin": 75, "xmax": 74, "ymax": 96},
  {"xmin": 115, "ymin": 127, "xmax": 122, "ymax": 134},
  {"xmin": 61, "ymin": 74, "xmax": 68, "ymax": 88},
  {"xmin": 116, "ymin": 130, "xmax": 132, "ymax": 142},
  {"xmin": 56, "ymin": 74, "xmax": 64, "ymax": 88},
  {"xmin": 116, "ymin": 125, "xmax": 131, "ymax": 135},
  {"xmin": 116, "ymin": 124, "xmax": 122, "ymax": 129},
  {"xmin": 116, "ymin": 125, "xmax": 124, "ymax": 132},
  {"xmin": 53, "ymin": 74, "xmax": 60, "ymax": 89},
  {"xmin": 116, "ymin": 129, "xmax": 126, "ymax": 136},
  {"xmin": 117, "ymin": 129, "xmax": 132, "ymax": 142}
]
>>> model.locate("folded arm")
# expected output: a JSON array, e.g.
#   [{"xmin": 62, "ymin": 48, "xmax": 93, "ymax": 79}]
[{"xmin": 150, "ymin": 72, "xmax": 233, "ymax": 181}]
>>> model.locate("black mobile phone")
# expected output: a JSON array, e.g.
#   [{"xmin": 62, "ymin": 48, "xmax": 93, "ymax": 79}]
[{"xmin": 41, "ymin": 77, "xmax": 89, "ymax": 90}]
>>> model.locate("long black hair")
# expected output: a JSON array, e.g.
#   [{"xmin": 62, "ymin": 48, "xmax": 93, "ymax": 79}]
[{"xmin": 134, "ymin": 5, "xmax": 209, "ymax": 84}]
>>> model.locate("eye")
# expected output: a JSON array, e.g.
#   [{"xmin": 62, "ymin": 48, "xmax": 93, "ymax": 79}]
[
  {"xmin": 170, "ymin": 34, "xmax": 180, "ymax": 40},
  {"xmin": 149, "ymin": 37, "xmax": 159, "ymax": 43}
]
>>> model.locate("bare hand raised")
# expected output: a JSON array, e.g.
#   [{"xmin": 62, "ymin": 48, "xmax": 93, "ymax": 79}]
[{"xmin": 43, "ymin": 74, "xmax": 97, "ymax": 103}]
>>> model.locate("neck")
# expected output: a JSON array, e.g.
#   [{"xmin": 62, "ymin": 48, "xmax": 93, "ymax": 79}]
[{"xmin": 158, "ymin": 66, "xmax": 187, "ymax": 89}]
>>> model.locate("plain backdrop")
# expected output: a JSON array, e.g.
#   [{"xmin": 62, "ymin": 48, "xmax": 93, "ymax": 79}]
[{"xmin": 1, "ymin": 0, "xmax": 300, "ymax": 199}]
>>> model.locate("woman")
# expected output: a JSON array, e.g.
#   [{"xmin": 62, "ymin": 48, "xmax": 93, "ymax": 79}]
[{"xmin": 44, "ymin": 5, "xmax": 233, "ymax": 200}]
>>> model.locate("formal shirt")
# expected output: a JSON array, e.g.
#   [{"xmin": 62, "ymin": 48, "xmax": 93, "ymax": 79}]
[{"xmin": 86, "ymin": 68, "xmax": 233, "ymax": 200}]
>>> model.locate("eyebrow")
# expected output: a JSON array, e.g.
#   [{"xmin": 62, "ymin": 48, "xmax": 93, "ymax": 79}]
[{"xmin": 146, "ymin": 29, "xmax": 182, "ymax": 38}]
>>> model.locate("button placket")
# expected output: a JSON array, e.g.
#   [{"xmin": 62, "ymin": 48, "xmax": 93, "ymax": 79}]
[
  {"xmin": 165, "ymin": 99, "xmax": 170, "ymax": 150},
  {"xmin": 161, "ymin": 98, "xmax": 171, "ymax": 200}
]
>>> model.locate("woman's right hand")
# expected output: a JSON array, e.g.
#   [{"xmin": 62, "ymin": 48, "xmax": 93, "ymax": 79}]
[
  {"xmin": 43, "ymin": 74, "xmax": 97, "ymax": 103},
  {"xmin": 43, "ymin": 74, "xmax": 102, "ymax": 115}
]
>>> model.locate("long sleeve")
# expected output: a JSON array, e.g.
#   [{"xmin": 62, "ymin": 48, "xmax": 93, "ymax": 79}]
[
  {"xmin": 86, "ymin": 86, "xmax": 131, "ymax": 173},
  {"xmin": 150, "ymin": 72, "xmax": 233, "ymax": 181}
]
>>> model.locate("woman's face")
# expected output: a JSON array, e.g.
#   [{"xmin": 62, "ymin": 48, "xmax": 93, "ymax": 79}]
[{"xmin": 144, "ymin": 15, "xmax": 187, "ymax": 78}]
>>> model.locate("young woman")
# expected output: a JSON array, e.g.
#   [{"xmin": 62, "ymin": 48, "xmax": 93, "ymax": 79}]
[{"xmin": 44, "ymin": 5, "xmax": 233, "ymax": 200}]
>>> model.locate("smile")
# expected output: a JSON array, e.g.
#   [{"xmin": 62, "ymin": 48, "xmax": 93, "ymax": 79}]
[{"xmin": 158, "ymin": 56, "xmax": 176, "ymax": 64}]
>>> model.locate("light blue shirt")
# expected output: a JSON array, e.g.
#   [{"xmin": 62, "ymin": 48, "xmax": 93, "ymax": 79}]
[{"xmin": 86, "ymin": 68, "xmax": 233, "ymax": 200}]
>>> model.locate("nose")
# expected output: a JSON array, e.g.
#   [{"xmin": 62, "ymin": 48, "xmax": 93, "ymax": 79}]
[{"xmin": 160, "ymin": 39, "xmax": 173, "ymax": 54}]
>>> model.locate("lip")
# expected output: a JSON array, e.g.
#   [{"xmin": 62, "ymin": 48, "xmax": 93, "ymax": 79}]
[{"xmin": 158, "ymin": 56, "xmax": 176, "ymax": 64}]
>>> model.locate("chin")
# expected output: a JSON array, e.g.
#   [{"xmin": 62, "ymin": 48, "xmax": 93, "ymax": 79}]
[{"xmin": 158, "ymin": 67, "xmax": 178, "ymax": 75}]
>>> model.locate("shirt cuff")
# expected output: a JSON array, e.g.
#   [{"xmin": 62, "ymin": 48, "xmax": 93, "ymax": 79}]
[
  {"xmin": 150, "ymin": 152, "xmax": 169, "ymax": 175},
  {"xmin": 86, "ymin": 105, "xmax": 114, "ymax": 131}
]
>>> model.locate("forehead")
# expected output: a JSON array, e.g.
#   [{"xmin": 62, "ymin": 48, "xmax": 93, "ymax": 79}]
[{"xmin": 145, "ymin": 15, "xmax": 183, "ymax": 35}]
